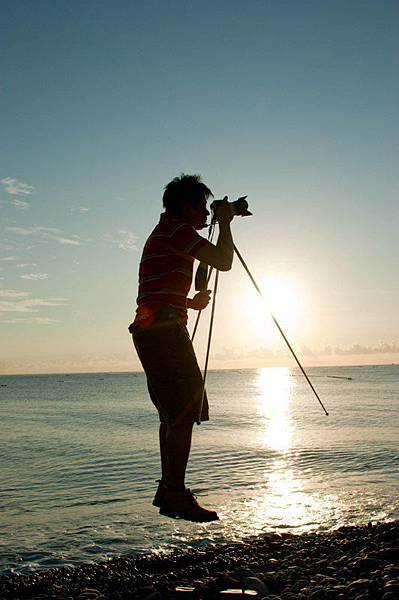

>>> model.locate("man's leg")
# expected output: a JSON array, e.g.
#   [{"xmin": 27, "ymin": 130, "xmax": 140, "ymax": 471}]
[
  {"xmin": 159, "ymin": 421, "xmax": 168, "ymax": 482},
  {"xmin": 159, "ymin": 419, "xmax": 218, "ymax": 522},
  {"xmin": 164, "ymin": 420, "xmax": 194, "ymax": 489}
]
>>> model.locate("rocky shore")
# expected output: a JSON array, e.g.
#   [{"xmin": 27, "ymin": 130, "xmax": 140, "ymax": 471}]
[{"xmin": 1, "ymin": 521, "xmax": 398, "ymax": 599}]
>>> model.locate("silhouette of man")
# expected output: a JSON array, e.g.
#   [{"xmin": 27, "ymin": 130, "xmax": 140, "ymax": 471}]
[{"xmin": 129, "ymin": 174, "xmax": 234, "ymax": 522}]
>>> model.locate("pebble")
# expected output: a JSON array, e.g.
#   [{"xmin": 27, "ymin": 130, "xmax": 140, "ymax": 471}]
[{"xmin": 0, "ymin": 520, "xmax": 398, "ymax": 599}]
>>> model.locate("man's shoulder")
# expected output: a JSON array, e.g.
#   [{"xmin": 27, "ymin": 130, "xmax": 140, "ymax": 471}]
[
  {"xmin": 141, "ymin": 214, "xmax": 205, "ymax": 259},
  {"xmin": 150, "ymin": 215, "xmax": 197, "ymax": 239}
]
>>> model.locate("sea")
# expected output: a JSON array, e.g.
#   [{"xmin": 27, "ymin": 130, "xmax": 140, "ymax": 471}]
[{"xmin": 0, "ymin": 364, "xmax": 398, "ymax": 575}]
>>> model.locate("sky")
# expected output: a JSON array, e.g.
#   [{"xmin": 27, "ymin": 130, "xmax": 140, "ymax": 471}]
[{"xmin": 1, "ymin": 0, "xmax": 398, "ymax": 374}]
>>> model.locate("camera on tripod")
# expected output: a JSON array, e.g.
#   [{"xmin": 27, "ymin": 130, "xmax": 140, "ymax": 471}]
[{"xmin": 210, "ymin": 196, "xmax": 252, "ymax": 218}]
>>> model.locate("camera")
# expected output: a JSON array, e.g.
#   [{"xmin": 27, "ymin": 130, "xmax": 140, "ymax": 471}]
[{"xmin": 210, "ymin": 196, "xmax": 252, "ymax": 218}]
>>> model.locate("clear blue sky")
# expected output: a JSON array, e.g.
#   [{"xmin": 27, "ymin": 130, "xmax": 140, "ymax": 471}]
[{"xmin": 1, "ymin": 0, "xmax": 398, "ymax": 373}]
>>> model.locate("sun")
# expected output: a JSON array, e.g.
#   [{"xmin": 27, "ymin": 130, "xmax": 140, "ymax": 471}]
[
  {"xmin": 265, "ymin": 275, "xmax": 299, "ymax": 323},
  {"xmin": 241, "ymin": 274, "xmax": 300, "ymax": 336}
]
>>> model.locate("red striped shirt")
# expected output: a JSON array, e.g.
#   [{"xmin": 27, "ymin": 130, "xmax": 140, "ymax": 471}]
[{"xmin": 134, "ymin": 214, "xmax": 207, "ymax": 326}]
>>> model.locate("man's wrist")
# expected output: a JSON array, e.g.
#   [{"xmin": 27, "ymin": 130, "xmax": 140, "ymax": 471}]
[{"xmin": 218, "ymin": 220, "xmax": 231, "ymax": 229}]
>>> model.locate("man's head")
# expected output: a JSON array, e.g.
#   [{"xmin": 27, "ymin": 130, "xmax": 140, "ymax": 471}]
[{"xmin": 163, "ymin": 174, "xmax": 213, "ymax": 229}]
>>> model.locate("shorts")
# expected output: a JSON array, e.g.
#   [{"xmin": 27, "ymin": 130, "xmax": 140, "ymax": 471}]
[{"xmin": 131, "ymin": 316, "xmax": 209, "ymax": 425}]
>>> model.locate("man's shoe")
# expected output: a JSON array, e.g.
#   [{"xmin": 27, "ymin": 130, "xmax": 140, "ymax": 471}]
[
  {"xmin": 152, "ymin": 479, "xmax": 167, "ymax": 508},
  {"xmin": 159, "ymin": 488, "xmax": 219, "ymax": 522}
]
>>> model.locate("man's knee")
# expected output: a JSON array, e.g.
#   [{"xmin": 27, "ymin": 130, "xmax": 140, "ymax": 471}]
[{"xmin": 166, "ymin": 418, "xmax": 194, "ymax": 432}]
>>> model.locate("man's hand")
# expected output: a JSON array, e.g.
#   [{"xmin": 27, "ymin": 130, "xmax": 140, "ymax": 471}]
[
  {"xmin": 214, "ymin": 196, "xmax": 234, "ymax": 224},
  {"xmin": 187, "ymin": 290, "xmax": 212, "ymax": 311}
]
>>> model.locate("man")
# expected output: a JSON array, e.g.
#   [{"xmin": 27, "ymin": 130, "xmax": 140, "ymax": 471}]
[{"xmin": 129, "ymin": 174, "xmax": 234, "ymax": 522}]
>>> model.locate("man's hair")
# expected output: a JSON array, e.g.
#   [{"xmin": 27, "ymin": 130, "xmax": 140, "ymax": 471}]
[{"xmin": 162, "ymin": 174, "xmax": 213, "ymax": 216}]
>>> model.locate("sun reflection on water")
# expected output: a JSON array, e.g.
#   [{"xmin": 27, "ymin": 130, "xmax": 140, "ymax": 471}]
[
  {"xmin": 256, "ymin": 367, "xmax": 293, "ymax": 452},
  {"xmin": 244, "ymin": 458, "xmax": 340, "ymax": 533},
  {"xmin": 239, "ymin": 367, "xmax": 339, "ymax": 532}
]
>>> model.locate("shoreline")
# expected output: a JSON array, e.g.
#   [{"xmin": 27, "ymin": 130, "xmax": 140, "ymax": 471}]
[{"xmin": 1, "ymin": 520, "xmax": 398, "ymax": 599}]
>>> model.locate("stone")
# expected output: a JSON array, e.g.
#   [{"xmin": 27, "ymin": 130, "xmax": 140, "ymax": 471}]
[
  {"xmin": 243, "ymin": 576, "xmax": 270, "ymax": 595},
  {"xmin": 352, "ymin": 557, "xmax": 380, "ymax": 572},
  {"xmin": 383, "ymin": 580, "xmax": 399, "ymax": 593},
  {"xmin": 381, "ymin": 547, "xmax": 399, "ymax": 561},
  {"xmin": 308, "ymin": 587, "xmax": 326, "ymax": 599},
  {"xmin": 347, "ymin": 578, "xmax": 370, "ymax": 588}
]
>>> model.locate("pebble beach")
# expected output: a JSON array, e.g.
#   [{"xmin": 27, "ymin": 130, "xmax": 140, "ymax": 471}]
[{"xmin": 1, "ymin": 520, "xmax": 398, "ymax": 599}]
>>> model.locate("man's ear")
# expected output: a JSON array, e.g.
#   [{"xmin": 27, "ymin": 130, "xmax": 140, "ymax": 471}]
[{"xmin": 182, "ymin": 202, "xmax": 194, "ymax": 223}]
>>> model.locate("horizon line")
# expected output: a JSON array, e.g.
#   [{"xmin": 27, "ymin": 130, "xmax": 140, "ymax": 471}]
[{"xmin": 0, "ymin": 362, "xmax": 397, "ymax": 377}]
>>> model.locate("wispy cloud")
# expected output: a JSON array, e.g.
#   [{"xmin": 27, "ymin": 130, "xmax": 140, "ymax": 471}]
[
  {"xmin": 322, "ymin": 342, "xmax": 399, "ymax": 355},
  {"xmin": 1, "ymin": 177, "xmax": 34, "ymax": 196},
  {"xmin": 16, "ymin": 263, "xmax": 37, "ymax": 268},
  {"xmin": 12, "ymin": 198, "xmax": 31, "ymax": 210},
  {"xmin": 70, "ymin": 206, "xmax": 90, "ymax": 213},
  {"xmin": 46, "ymin": 233, "xmax": 81, "ymax": 246},
  {"xmin": 105, "ymin": 230, "xmax": 139, "ymax": 251},
  {"xmin": 5, "ymin": 227, "xmax": 34, "ymax": 235},
  {"xmin": 213, "ymin": 341, "xmax": 399, "ymax": 363},
  {"xmin": 0, "ymin": 256, "xmax": 16, "ymax": 262},
  {"xmin": 0, "ymin": 297, "xmax": 66, "ymax": 313},
  {"xmin": 0, "ymin": 242, "xmax": 15, "ymax": 251},
  {"xmin": 20, "ymin": 272, "xmax": 49, "ymax": 281},
  {"xmin": 0, "ymin": 317, "xmax": 60, "ymax": 324},
  {"xmin": 213, "ymin": 345, "xmax": 284, "ymax": 361},
  {"xmin": 0, "ymin": 289, "xmax": 31, "ymax": 298},
  {"xmin": 5, "ymin": 226, "xmax": 81, "ymax": 246}
]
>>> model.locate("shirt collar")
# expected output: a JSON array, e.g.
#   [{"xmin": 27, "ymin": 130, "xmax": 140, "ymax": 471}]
[{"xmin": 159, "ymin": 212, "xmax": 184, "ymax": 224}]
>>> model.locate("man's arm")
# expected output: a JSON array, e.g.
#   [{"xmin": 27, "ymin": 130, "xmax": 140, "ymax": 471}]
[{"xmin": 193, "ymin": 201, "xmax": 234, "ymax": 271}]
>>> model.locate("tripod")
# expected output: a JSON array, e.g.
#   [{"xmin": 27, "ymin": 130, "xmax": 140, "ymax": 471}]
[{"xmin": 192, "ymin": 244, "xmax": 329, "ymax": 425}]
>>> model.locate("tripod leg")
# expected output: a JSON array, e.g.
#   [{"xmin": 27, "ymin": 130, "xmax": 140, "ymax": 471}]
[
  {"xmin": 196, "ymin": 269, "xmax": 219, "ymax": 425},
  {"xmin": 191, "ymin": 266, "xmax": 214, "ymax": 342}
]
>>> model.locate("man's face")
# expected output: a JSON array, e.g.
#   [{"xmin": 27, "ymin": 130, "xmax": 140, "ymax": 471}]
[{"xmin": 184, "ymin": 197, "xmax": 210, "ymax": 230}]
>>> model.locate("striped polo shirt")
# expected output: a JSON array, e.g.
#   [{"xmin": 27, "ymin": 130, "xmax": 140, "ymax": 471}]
[{"xmin": 134, "ymin": 213, "xmax": 207, "ymax": 326}]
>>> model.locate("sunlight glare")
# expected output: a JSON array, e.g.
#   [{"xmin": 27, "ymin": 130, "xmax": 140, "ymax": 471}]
[
  {"xmin": 246, "ymin": 457, "xmax": 339, "ymax": 532},
  {"xmin": 256, "ymin": 367, "xmax": 293, "ymax": 452},
  {"xmin": 241, "ymin": 275, "xmax": 300, "ymax": 337},
  {"xmin": 266, "ymin": 275, "xmax": 299, "ymax": 323}
]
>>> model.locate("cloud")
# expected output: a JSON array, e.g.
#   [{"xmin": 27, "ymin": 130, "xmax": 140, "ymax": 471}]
[
  {"xmin": 20, "ymin": 272, "xmax": 49, "ymax": 280},
  {"xmin": 322, "ymin": 342, "xmax": 399, "ymax": 355},
  {"xmin": 213, "ymin": 345, "xmax": 284, "ymax": 361},
  {"xmin": 105, "ymin": 230, "xmax": 139, "ymax": 251},
  {"xmin": 16, "ymin": 263, "xmax": 37, "ymax": 268},
  {"xmin": 299, "ymin": 344, "xmax": 317, "ymax": 357},
  {"xmin": 0, "ymin": 297, "xmax": 66, "ymax": 313},
  {"xmin": 5, "ymin": 226, "xmax": 81, "ymax": 246},
  {"xmin": 213, "ymin": 341, "xmax": 399, "ymax": 364},
  {"xmin": 1, "ymin": 177, "xmax": 34, "ymax": 196},
  {"xmin": 0, "ymin": 256, "xmax": 16, "ymax": 262},
  {"xmin": 12, "ymin": 198, "xmax": 31, "ymax": 210},
  {"xmin": 0, "ymin": 242, "xmax": 15, "ymax": 251},
  {"xmin": 4, "ymin": 227, "xmax": 37, "ymax": 235},
  {"xmin": 70, "ymin": 206, "xmax": 90, "ymax": 214},
  {"xmin": 0, "ymin": 317, "xmax": 60, "ymax": 324},
  {"xmin": 0, "ymin": 289, "xmax": 30, "ymax": 298},
  {"xmin": 48, "ymin": 234, "xmax": 80, "ymax": 246}
]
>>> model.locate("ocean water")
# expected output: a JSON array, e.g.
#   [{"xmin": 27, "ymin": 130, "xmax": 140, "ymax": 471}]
[{"xmin": 0, "ymin": 365, "xmax": 398, "ymax": 574}]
